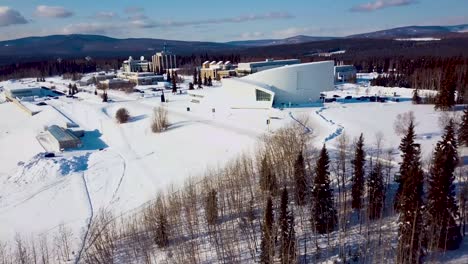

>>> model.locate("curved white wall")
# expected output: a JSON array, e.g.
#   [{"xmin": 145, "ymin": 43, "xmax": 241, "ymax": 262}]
[
  {"xmin": 222, "ymin": 78, "xmax": 274, "ymax": 109},
  {"xmin": 243, "ymin": 60, "xmax": 334, "ymax": 105}
]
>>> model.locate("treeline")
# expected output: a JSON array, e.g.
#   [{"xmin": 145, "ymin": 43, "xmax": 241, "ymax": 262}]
[
  {"xmin": 0, "ymin": 58, "xmax": 121, "ymax": 81},
  {"xmin": 1, "ymin": 110, "xmax": 467, "ymax": 263},
  {"xmin": 368, "ymin": 57, "xmax": 468, "ymax": 100}
]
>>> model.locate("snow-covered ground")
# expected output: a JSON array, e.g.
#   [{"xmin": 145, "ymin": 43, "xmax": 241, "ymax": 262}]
[{"xmin": 0, "ymin": 76, "xmax": 465, "ymax": 261}]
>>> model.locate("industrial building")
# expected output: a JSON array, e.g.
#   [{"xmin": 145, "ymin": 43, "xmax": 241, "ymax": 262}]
[
  {"xmin": 334, "ymin": 65, "xmax": 357, "ymax": 83},
  {"xmin": 122, "ymin": 56, "xmax": 151, "ymax": 73},
  {"xmin": 222, "ymin": 61, "xmax": 334, "ymax": 108},
  {"xmin": 236, "ymin": 59, "xmax": 300, "ymax": 76},
  {"xmin": 3, "ymin": 81, "xmax": 60, "ymax": 101},
  {"xmin": 47, "ymin": 125, "xmax": 82, "ymax": 151},
  {"xmin": 200, "ymin": 61, "xmax": 236, "ymax": 80},
  {"xmin": 117, "ymin": 72, "xmax": 164, "ymax": 85},
  {"xmin": 151, "ymin": 50, "xmax": 177, "ymax": 73}
]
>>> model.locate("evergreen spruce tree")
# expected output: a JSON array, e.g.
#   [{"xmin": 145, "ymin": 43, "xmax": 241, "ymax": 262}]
[
  {"xmin": 208, "ymin": 76, "xmax": 213, "ymax": 86},
  {"xmin": 203, "ymin": 75, "xmax": 208, "ymax": 86},
  {"xmin": 279, "ymin": 188, "xmax": 296, "ymax": 264},
  {"xmin": 259, "ymin": 156, "xmax": 278, "ymax": 196},
  {"xmin": 435, "ymin": 65, "xmax": 456, "ymax": 110},
  {"xmin": 205, "ymin": 189, "xmax": 218, "ymax": 226},
  {"xmin": 198, "ymin": 71, "xmax": 202, "ymax": 88},
  {"xmin": 171, "ymin": 74, "xmax": 177, "ymax": 94},
  {"xmin": 260, "ymin": 196, "xmax": 274, "ymax": 264},
  {"xmin": 458, "ymin": 106, "xmax": 468, "ymax": 147},
  {"xmin": 351, "ymin": 133, "xmax": 365, "ymax": 211},
  {"xmin": 367, "ymin": 162, "xmax": 385, "ymax": 220},
  {"xmin": 396, "ymin": 143, "xmax": 425, "ymax": 264},
  {"xmin": 427, "ymin": 119, "xmax": 462, "ymax": 250},
  {"xmin": 394, "ymin": 120, "xmax": 417, "ymax": 212},
  {"xmin": 412, "ymin": 89, "xmax": 421, "ymax": 104},
  {"xmin": 293, "ymin": 152, "xmax": 307, "ymax": 206},
  {"xmin": 166, "ymin": 72, "xmax": 171, "ymax": 83},
  {"xmin": 311, "ymin": 144, "xmax": 337, "ymax": 234},
  {"xmin": 193, "ymin": 69, "xmax": 198, "ymax": 84}
]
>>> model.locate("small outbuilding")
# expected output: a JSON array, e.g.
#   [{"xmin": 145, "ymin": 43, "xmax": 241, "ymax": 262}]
[{"xmin": 47, "ymin": 125, "xmax": 82, "ymax": 151}]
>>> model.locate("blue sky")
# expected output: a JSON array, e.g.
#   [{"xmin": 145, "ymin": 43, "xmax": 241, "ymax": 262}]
[{"xmin": 0, "ymin": 0, "xmax": 467, "ymax": 41}]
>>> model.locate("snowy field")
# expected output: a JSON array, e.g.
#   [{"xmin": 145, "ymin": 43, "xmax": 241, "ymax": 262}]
[{"xmin": 0, "ymin": 76, "xmax": 464, "ymax": 261}]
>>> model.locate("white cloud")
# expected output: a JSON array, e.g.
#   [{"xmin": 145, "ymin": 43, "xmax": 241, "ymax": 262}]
[
  {"xmin": 131, "ymin": 12, "xmax": 294, "ymax": 29},
  {"xmin": 94, "ymin": 11, "xmax": 118, "ymax": 20},
  {"xmin": 239, "ymin": 32, "xmax": 265, "ymax": 40},
  {"xmin": 0, "ymin": 6, "xmax": 28, "ymax": 27},
  {"xmin": 272, "ymin": 27, "xmax": 310, "ymax": 38},
  {"xmin": 63, "ymin": 23, "xmax": 119, "ymax": 35},
  {"xmin": 350, "ymin": 0, "xmax": 417, "ymax": 12},
  {"xmin": 124, "ymin": 6, "xmax": 144, "ymax": 14},
  {"xmin": 35, "ymin": 5, "xmax": 73, "ymax": 18}
]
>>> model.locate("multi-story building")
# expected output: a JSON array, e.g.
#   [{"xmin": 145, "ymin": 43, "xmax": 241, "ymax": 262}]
[
  {"xmin": 151, "ymin": 51, "xmax": 177, "ymax": 73},
  {"xmin": 121, "ymin": 56, "xmax": 150, "ymax": 73},
  {"xmin": 200, "ymin": 61, "xmax": 236, "ymax": 80},
  {"xmin": 117, "ymin": 72, "xmax": 164, "ymax": 85}
]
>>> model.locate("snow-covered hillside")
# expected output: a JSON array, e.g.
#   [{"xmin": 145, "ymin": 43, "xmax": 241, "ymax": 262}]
[{"xmin": 0, "ymin": 76, "xmax": 466, "ymax": 262}]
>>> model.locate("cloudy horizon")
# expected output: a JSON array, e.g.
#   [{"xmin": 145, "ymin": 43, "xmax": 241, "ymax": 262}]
[{"xmin": 0, "ymin": 0, "xmax": 467, "ymax": 42}]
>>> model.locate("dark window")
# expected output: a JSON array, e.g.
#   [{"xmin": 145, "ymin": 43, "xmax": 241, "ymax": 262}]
[{"xmin": 256, "ymin": 89, "xmax": 271, "ymax": 101}]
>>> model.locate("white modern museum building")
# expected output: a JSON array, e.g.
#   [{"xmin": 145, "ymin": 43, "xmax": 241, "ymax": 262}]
[{"xmin": 222, "ymin": 60, "xmax": 334, "ymax": 108}]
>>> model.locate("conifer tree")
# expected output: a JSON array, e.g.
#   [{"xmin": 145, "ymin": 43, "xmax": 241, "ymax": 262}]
[
  {"xmin": 279, "ymin": 188, "xmax": 296, "ymax": 264},
  {"xmin": 72, "ymin": 83, "xmax": 78, "ymax": 94},
  {"xmin": 205, "ymin": 189, "xmax": 218, "ymax": 226},
  {"xmin": 198, "ymin": 71, "xmax": 202, "ymax": 88},
  {"xmin": 396, "ymin": 142, "xmax": 424, "ymax": 264},
  {"xmin": 427, "ymin": 119, "xmax": 462, "ymax": 250},
  {"xmin": 458, "ymin": 106, "xmax": 468, "ymax": 147},
  {"xmin": 193, "ymin": 69, "xmax": 198, "ymax": 84},
  {"xmin": 166, "ymin": 72, "xmax": 171, "ymax": 83},
  {"xmin": 171, "ymin": 74, "xmax": 177, "ymax": 94},
  {"xmin": 203, "ymin": 75, "xmax": 208, "ymax": 86},
  {"xmin": 208, "ymin": 76, "xmax": 213, "ymax": 86},
  {"xmin": 188, "ymin": 82, "xmax": 194, "ymax": 90},
  {"xmin": 293, "ymin": 152, "xmax": 307, "ymax": 206},
  {"xmin": 260, "ymin": 196, "xmax": 274, "ymax": 264},
  {"xmin": 435, "ymin": 65, "xmax": 456, "ymax": 110},
  {"xmin": 259, "ymin": 156, "xmax": 278, "ymax": 196},
  {"xmin": 394, "ymin": 120, "xmax": 417, "ymax": 212},
  {"xmin": 367, "ymin": 162, "xmax": 385, "ymax": 220},
  {"xmin": 351, "ymin": 133, "xmax": 365, "ymax": 211},
  {"xmin": 412, "ymin": 89, "xmax": 421, "ymax": 104},
  {"xmin": 311, "ymin": 144, "xmax": 337, "ymax": 234}
]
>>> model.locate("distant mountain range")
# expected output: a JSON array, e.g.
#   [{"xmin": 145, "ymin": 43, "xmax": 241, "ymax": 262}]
[
  {"xmin": 226, "ymin": 35, "xmax": 335, "ymax": 47},
  {"xmin": 347, "ymin": 24, "xmax": 468, "ymax": 39},
  {"xmin": 0, "ymin": 24, "xmax": 466, "ymax": 62}
]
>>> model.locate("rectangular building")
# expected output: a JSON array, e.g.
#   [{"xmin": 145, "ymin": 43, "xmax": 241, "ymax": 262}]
[
  {"xmin": 152, "ymin": 51, "xmax": 177, "ymax": 73},
  {"xmin": 200, "ymin": 61, "xmax": 236, "ymax": 80},
  {"xmin": 122, "ymin": 56, "xmax": 150, "ymax": 73},
  {"xmin": 47, "ymin": 125, "xmax": 82, "ymax": 151},
  {"xmin": 117, "ymin": 72, "xmax": 164, "ymax": 85},
  {"xmin": 236, "ymin": 59, "xmax": 300, "ymax": 76}
]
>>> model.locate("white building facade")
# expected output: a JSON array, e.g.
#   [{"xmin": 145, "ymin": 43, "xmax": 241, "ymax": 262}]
[
  {"xmin": 152, "ymin": 51, "xmax": 177, "ymax": 73},
  {"xmin": 223, "ymin": 61, "xmax": 334, "ymax": 109},
  {"xmin": 122, "ymin": 56, "xmax": 150, "ymax": 73}
]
